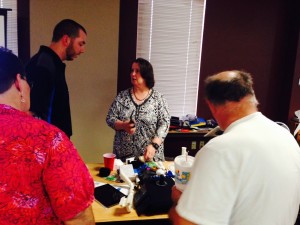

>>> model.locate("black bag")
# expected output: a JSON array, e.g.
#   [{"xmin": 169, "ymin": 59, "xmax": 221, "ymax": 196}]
[{"xmin": 133, "ymin": 174, "xmax": 175, "ymax": 216}]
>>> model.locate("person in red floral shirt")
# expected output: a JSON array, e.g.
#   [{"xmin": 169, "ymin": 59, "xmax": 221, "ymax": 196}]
[{"xmin": 0, "ymin": 47, "xmax": 95, "ymax": 224}]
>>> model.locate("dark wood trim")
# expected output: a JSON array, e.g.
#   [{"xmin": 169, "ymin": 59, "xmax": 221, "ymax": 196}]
[
  {"xmin": 17, "ymin": 0, "xmax": 30, "ymax": 64},
  {"xmin": 117, "ymin": 0, "xmax": 138, "ymax": 93},
  {"xmin": 288, "ymin": 1, "xmax": 300, "ymax": 124}
]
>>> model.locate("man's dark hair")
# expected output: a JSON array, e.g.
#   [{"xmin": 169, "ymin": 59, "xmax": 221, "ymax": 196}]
[
  {"xmin": 204, "ymin": 70, "xmax": 255, "ymax": 105},
  {"xmin": 0, "ymin": 47, "xmax": 25, "ymax": 94},
  {"xmin": 52, "ymin": 19, "xmax": 87, "ymax": 42},
  {"xmin": 132, "ymin": 58, "xmax": 155, "ymax": 88}
]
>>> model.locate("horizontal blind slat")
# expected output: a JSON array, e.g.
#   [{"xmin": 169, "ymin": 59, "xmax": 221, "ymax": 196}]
[{"xmin": 137, "ymin": 0, "xmax": 205, "ymax": 117}]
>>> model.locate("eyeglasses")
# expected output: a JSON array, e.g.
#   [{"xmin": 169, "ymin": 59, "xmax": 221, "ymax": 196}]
[{"xmin": 20, "ymin": 75, "xmax": 33, "ymax": 89}]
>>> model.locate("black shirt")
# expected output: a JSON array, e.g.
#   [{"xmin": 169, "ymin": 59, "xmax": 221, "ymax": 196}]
[{"xmin": 26, "ymin": 46, "xmax": 72, "ymax": 137}]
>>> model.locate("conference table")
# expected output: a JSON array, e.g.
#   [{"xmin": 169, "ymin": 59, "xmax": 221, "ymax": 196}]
[{"xmin": 87, "ymin": 162, "xmax": 173, "ymax": 224}]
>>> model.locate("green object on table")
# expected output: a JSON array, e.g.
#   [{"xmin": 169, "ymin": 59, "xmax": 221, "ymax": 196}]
[
  {"xmin": 105, "ymin": 174, "xmax": 117, "ymax": 181},
  {"xmin": 145, "ymin": 161, "xmax": 158, "ymax": 169}
]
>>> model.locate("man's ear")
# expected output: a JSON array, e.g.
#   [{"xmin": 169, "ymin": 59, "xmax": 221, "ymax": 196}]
[{"xmin": 61, "ymin": 34, "xmax": 71, "ymax": 47}]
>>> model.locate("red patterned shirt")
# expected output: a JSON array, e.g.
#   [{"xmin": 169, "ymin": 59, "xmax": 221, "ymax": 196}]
[{"xmin": 0, "ymin": 104, "xmax": 94, "ymax": 224}]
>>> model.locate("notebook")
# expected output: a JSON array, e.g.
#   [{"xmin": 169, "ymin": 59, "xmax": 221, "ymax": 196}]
[{"xmin": 94, "ymin": 184, "xmax": 126, "ymax": 208}]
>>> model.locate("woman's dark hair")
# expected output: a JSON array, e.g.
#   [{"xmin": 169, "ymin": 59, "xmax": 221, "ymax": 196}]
[
  {"xmin": 204, "ymin": 70, "xmax": 255, "ymax": 105},
  {"xmin": 132, "ymin": 58, "xmax": 155, "ymax": 88},
  {"xmin": 52, "ymin": 19, "xmax": 87, "ymax": 42},
  {"xmin": 0, "ymin": 47, "xmax": 25, "ymax": 94}
]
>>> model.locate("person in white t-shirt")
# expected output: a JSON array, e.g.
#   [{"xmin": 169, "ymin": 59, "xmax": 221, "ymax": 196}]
[{"xmin": 169, "ymin": 70, "xmax": 300, "ymax": 225}]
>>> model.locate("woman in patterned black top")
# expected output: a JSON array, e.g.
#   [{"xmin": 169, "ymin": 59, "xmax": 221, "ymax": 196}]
[{"xmin": 106, "ymin": 58, "xmax": 170, "ymax": 162}]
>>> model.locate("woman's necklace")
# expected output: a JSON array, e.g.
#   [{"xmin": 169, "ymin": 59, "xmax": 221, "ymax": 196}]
[{"xmin": 133, "ymin": 89, "xmax": 150, "ymax": 101}]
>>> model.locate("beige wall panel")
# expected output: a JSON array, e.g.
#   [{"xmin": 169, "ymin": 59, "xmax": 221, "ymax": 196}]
[{"xmin": 30, "ymin": 0, "xmax": 119, "ymax": 163}]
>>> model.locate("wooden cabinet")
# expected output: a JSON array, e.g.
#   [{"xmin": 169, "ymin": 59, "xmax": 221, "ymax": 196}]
[{"xmin": 163, "ymin": 130, "xmax": 215, "ymax": 160}]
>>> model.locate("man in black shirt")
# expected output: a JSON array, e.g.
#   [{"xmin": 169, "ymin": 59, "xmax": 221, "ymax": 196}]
[{"xmin": 26, "ymin": 19, "xmax": 87, "ymax": 138}]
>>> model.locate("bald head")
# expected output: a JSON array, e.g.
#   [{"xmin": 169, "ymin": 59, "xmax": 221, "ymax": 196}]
[
  {"xmin": 204, "ymin": 70, "xmax": 258, "ymax": 106},
  {"xmin": 204, "ymin": 70, "xmax": 259, "ymax": 130}
]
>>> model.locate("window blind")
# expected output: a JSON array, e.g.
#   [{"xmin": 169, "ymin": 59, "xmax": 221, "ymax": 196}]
[
  {"xmin": 0, "ymin": 0, "xmax": 18, "ymax": 55},
  {"xmin": 137, "ymin": 0, "xmax": 206, "ymax": 117}
]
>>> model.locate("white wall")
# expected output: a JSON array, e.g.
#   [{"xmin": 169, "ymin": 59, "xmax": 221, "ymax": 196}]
[{"xmin": 30, "ymin": 0, "xmax": 119, "ymax": 163}]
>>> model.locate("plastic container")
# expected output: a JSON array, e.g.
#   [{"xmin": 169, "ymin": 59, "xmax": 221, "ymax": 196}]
[{"xmin": 174, "ymin": 154, "xmax": 194, "ymax": 191}]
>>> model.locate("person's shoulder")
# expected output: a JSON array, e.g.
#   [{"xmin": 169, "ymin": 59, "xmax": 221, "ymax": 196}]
[
  {"xmin": 29, "ymin": 46, "xmax": 61, "ymax": 63},
  {"xmin": 29, "ymin": 46, "xmax": 50, "ymax": 58},
  {"xmin": 22, "ymin": 115, "xmax": 69, "ymax": 140},
  {"xmin": 26, "ymin": 46, "xmax": 59, "ymax": 74},
  {"xmin": 152, "ymin": 88, "xmax": 164, "ymax": 95},
  {"xmin": 151, "ymin": 89, "xmax": 167, "ymax": 100},
  {"xmin": 117, "ymin": 88, "xmax": 131, "ymax": 98}
]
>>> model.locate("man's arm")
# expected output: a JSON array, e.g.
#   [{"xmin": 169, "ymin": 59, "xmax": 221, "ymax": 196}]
[
  {"xmin": 169, "ymin": 206, "xmax": 197, "ymax": 225},
  {"xmin": 168, "ymin": 186, "xmax": 197, "ymax": 225},
  {"xmin": 64, "ymin": 205, "xmax": 95, "ymax": 225}
]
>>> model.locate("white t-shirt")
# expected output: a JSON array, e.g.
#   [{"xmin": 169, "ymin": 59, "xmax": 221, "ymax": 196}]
[{"xmin": 176, "ymin": 112, "xmax": 300, "ymax": 225}]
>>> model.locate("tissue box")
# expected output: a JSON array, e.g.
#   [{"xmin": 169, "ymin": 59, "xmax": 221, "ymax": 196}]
[{"xmin": 119, "ymin": 164, "xmax": 136, "ymax": 181}]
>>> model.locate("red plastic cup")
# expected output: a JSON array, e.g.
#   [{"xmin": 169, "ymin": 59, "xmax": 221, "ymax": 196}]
[{"xmin": 103, "ymin": 153, "xmax": 116, "ymax": 171}]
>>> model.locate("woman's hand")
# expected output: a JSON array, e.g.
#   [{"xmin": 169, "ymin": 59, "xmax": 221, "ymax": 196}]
[
  {"xmin": 114, "ymin": 119, "xmax": 136, "ymax": 134},
  {"xmin": 144, "ymin": 144, "xmax": 156, "ymax": 161},
  {"xmin": 123, "ymin": 119, "xmax": 136, "ymax": 134}
]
